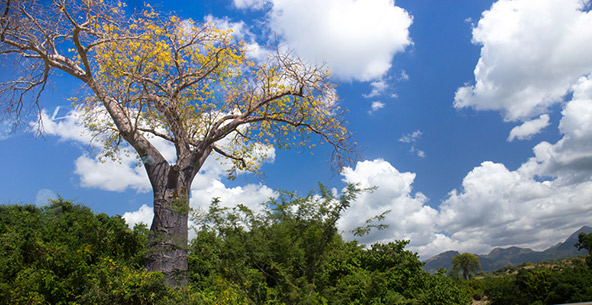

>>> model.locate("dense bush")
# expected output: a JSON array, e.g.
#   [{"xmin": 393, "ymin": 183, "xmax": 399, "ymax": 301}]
[
  {"xmin": 479, "ymin": 260, "xmax": 592, "ymax": 305},
  {"xmin": 189, "ymin": 184, "xmax": 471, "ymax": 304},
  {"xmin": 0, "ymin": 199, "xmax": 178, "ymax": 304},
  {"xmin": 0, "ymin": 187, "xmax": 472, "ymax": 304}
]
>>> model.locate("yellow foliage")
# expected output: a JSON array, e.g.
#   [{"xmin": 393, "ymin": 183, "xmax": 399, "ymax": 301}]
[{"xmin": 81, "ymin": 3, "xmax": 349, "ymax": 174}]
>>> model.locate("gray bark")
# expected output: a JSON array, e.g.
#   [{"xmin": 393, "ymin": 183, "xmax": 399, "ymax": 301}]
[{"xmin": 142, "ymin": 146, "xmax": 211, "ymax": 287}]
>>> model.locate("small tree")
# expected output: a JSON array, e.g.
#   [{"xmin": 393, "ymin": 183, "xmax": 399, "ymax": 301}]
[
  {"xmin": 0, "ymin": 0, "xmax": 352, "ymax": 287},
  {"xmin": 575, "ymin": 232, "xmax": 592, "ymax": 267},
  {"xmin": 452, "ymin": 252, "xmax": 481, "ymax": 280}
]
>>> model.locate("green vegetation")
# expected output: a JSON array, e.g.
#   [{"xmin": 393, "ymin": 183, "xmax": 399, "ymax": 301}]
[
  {"xmin": 576, "ymin": 232, "xmax": 592, "ymax": 267},
  {"xmin": 0, "ymin": 185, "xmax": 471, "ymax": 304},
  {"xmin": 189, "ymin": 184, "xmax": 469, "ymax": 304},
  {"xmin": 452, "ymin": 254, "xmax": 592, "ymax": 304},
  {"xmin": 451, "ymin": 253, "xmax": 481, "ymax": 280},
  {"xmin": 0, "ymin": 199, "xmax": 178, "ymax": 304}
]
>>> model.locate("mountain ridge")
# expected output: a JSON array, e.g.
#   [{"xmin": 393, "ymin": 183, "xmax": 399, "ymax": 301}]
[{"xmin": 423, "ymin": 226, "xmax": 592, "ymax": 273}]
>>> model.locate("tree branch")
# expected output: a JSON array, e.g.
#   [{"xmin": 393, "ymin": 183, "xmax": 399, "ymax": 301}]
[{"xmin": 212, "ymin": 144, "xmax": 247, "ymax": 168}]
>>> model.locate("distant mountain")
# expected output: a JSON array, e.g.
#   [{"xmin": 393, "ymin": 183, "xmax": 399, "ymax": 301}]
[
  {"xmin": 423, "ymin": 250, "xmax": 459, "ymax": 273},
  {"xmin": 423, "ymin": 226, "xmax": 592, "ymax": 274},
  {"xmin": 479, "ymin": 246, "xmax": 541, "ymax": 272}
]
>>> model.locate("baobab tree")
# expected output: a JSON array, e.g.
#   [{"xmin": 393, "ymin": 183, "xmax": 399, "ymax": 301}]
[
  {"xmin": 452, "ymin": 252, "xmax": 481, "ymax": 280},
  {"xmin": 0, "ymin": 0, "xmax": 352, "ymax": 286}
]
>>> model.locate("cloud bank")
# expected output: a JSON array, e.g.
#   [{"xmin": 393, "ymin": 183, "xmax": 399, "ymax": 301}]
[
  {"xmin": 235, "ymin": 0, "xmax": 413, "ymax": 81},
  {"xmin": 454, "ymin": 0, "xmax": 592, "ymax": 122}
]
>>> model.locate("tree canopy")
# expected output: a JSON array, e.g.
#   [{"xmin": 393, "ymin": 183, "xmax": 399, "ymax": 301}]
[
  {"xmin": 452, "ymin": 252, "xmax": 481, "ymax": 280},
  {"xmin": 576, "ymin": 232, "xmax": 592, "ymax": 267},
  {"xmin": 0, "ymin": 0, "xmax": 352, "ymax": 173}
]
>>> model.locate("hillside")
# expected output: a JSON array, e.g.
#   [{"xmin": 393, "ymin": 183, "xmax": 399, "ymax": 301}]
[{"xmin": 423, "ymin": 226, "xmax": 592, "ymax": 273}]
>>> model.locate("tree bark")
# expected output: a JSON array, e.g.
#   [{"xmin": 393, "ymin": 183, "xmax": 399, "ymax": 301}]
[
  {"xmin": 142, "ymin": 146, "xmax": 211, "ymax": 287},
  {"xmin": 144, "ymin": 162, "xmax": 191, "ymax": 287}
]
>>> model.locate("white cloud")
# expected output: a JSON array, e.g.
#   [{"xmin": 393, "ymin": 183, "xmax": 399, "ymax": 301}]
[
  {"xmin": 74, "ymin": 153, "xmax": 151, "ymax": 192},
  {"xmin": 427, "ymin": 75, "xmax": 592, "ymax": 258},
  {"xmin": 454, "ymin": 0, "xmax": 592, "ymax": 121},
  {"xmin": 190, "ymin": 180, "xmax": 275, "ymax": 214},
  {"xmin": 429, "ymin": 77, "xmax": 592, "ymax": 257},
  {"xmin": 0, "ymin": 121, "xmax": 12, "ymax": 141},
  {"xmin": 438, "ymin": 161, "xmax": 592, "ymax": 255},
  {"xmin": 337, "ymin": 157, "xmax": 592, "ymax": 259},
  {"xmin": 399, "ymin": 130, "xmax": 422, "ymax": 143},
  {"xmin": 411, "ymin": 146, "xmax": 426, "ymax": 158},
  {"xmin": 518, "ymin": 75, "xmax": 592, "ymax": 185},
  {"xmin": 233, "ymin": 0, "xmax": 269, "ymax": 10},
  {"xmin": 268, "ymin": 0, "xmax": 413, "ymax": 81},
  {"xmin": 399, "ymin": 130, "xmax": 425, "ymax": 157},
  {"xmin": 507, "ymin": 114, "xmax": 550, "ymax": 141},
  {"xmin": 339, "ymin": 159, "xmax": 438, "ymax": 256},
  {"xmin": 36, "ymin": 108, "xmax": 94, "ymax": 144},
  {"xmin": 364, "ymin": 80, "xmax": 389, "ymax": 98},
  {"xmin": 363, "ymin": 74, "xmax": 405, "ymax": 99},
  {"xmin": 90, "ymin": 143, "xmax": 276, "ymax": 229},
  {"xmin": 369, "ymin": 101, "xmax": 385, "ymax": 113},
  {"xmin": 398, "ymin": 70, "xmax": 409, "ymax": 81},
  {"xmin": 38, "ymin": 107, "xmax": 275, "ymax": 193},
  {"xmin": 123, "ymin": 204, "xmax": 154, "ymax": 228},
  {"xmin": 41, "ymin": 97, "xmax": 592, "ymax": 258},
  {"xmin": 432, "ymin": 0, "xmax": 592, "ymax": 258}
]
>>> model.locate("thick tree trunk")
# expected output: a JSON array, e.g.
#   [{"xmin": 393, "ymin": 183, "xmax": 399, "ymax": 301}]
[
  {"xmin": 463, "ymin": 269, "xmax": 470, "ymax": 281},
  {"xmin": 145, "ymin": 163, "xmax": 192, "ymax": 287}
]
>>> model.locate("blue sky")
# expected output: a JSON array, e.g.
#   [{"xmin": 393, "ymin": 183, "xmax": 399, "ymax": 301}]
[{"xmin": 1, "ymin": 0, "xmax": 592, "ymax": 259}]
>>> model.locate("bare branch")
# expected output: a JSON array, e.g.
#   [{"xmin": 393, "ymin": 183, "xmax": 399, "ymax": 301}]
[
  {"xmin": 212, "ymin": 144, "xmax": 247, "ymax": 168},
  {"xmin": 137, "ymin": 127, "xmax": 175, "ymax": 143}
]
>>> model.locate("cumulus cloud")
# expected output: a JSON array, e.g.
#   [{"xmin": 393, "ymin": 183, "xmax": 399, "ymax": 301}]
[
  {"xmin": 34, "ymin": 108, "xmax": 158, "ymax": 192},
  {"xmin": 427, "ymin": 76, "xmax": 592, "ymax": 258},
  {"xmin": 438, "ymin": 161, "xmax": 592, "ymax": 254},
  {"xmin": 518, "ymin": 75, "xmax": 592, "ymax": 185},
  {"xmin": 122, "ymin": 204, "xmax": 154, "ymax": 228},
  {"xmin": 338, "ymin": 159, "xmax": 438, "ymax": 256},
  {"xmin": 431, "ymin": 0, "xmax": 592, "ymax": 258},
  {"xmin": 341, "ymin": 76, "xmax": 592, "ymax": 258},
  {"xmin": 190, "ymin": 180, "xmax": 275, "ymax": 214},
  {"xmin": 507, "ymin": 114, "xmax": 550, "ymax": 141},
  {"xmin": 38, "ymin": 101, "xmax": 592, "ymax": 259},
  {"xmin": 267, "ymin": 0, "xmax": 413, "ymax": 81},
  {"xmin": 38, "ymin": 107, "xmax": 275, "ymax": 193},
  {"xmin": 337, "ymin": 156, "xmax": 592, "ymax": 259},
  {"xmin": 454, "ymin": 0, "xmax": 592, "ymax": 121},
  {"xmin": 74, "ymin": 154, "xmax": 151, "ymax": 192}
]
